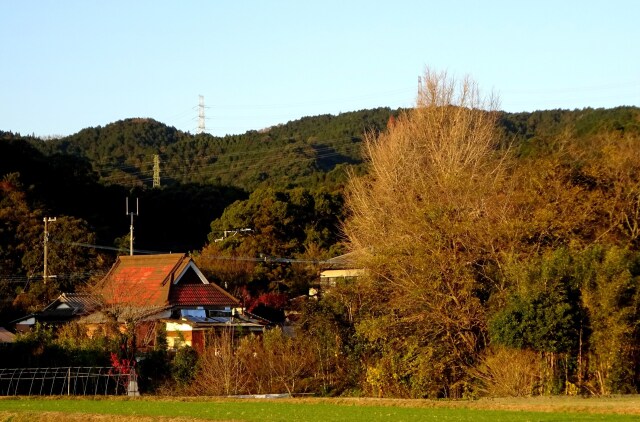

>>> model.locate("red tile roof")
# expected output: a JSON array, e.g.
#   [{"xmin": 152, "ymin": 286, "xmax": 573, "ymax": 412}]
[
  {"xmin": 100, "ymin": 254, "xmax": 238, "ymax": 309},
  {"xmin": 101, "ymin": 254, "xmax": 186, "ymax": 307},
  {"xmin": 169, "ymin": 284, "xmax": 239, "ymax": 307}
]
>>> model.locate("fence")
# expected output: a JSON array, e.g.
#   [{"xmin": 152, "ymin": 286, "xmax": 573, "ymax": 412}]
[{"xmin": 0, "ymin": 367, "xmax": 138, "ymax": 396}]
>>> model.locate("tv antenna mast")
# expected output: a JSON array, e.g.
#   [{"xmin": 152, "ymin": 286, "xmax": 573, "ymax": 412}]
[
  {"xmin": 126, "ymin": 198, "xmax": 139, "ymax": 256},
  {"xmin": 197, "ymin": 94, "xmax": 206, "ymax": 134}
]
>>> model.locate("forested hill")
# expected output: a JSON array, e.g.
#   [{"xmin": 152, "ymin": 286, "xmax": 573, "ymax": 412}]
[
  {"xmin": 34, "ymin": 108, "xmax": 398, "ymax": 191},
  {"xmin": 29, "ymin": 106, "xmax": 640, "ymax": 192},
  {"xmin": 499, "ymin": 106, "xmax": 640, "ymax": 141}
]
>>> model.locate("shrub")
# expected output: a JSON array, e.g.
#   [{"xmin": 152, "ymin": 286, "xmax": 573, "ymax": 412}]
[
  {"xmin": 472, "ymin": 346, "xmax": 541, "ymax": 397},
  {"xmin": 172, "ymin": 346, "xmax": 198, "ymax": 386}
]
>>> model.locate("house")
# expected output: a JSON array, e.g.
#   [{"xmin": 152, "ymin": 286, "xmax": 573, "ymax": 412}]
[
  {"xmin": 12, "ymin": 293, "xmax": 101, "ymax": 333},
  {"xmin": 96, "ymin": 253, "xmax": 239, "ymax": 315},
  {"xmin": 85, "ymin": 253, "xmax": 265, "ymax": 351},
  {"xmin": 311, "ymin": 252, "xmax": 365, "ymax": 297},
  {"xmin": 12, "ymin": 253, "xmax": 266, "ymax": 352}
]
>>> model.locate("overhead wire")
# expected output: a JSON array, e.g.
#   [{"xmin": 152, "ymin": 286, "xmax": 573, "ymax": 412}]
[{"xmin": 0, "ymin": 247, "xmax": 334, "ymax": 286}]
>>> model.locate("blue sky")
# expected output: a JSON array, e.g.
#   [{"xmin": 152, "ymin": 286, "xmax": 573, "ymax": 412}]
[{"xmin": 1, "ymin": 0, "xmax": 638, "ymax": 137}]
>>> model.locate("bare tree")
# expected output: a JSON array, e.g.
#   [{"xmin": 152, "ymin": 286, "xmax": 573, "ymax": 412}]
[
  {"xmin": 188, "ymin": 328, "xmax": 317, "ymax": 396},
  {"xmin": 343, "ymin": 69, "xmax": 510, "ymax": 397}
]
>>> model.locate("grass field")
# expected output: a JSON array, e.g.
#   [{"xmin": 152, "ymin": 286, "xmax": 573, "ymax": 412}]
[{"xmin": 0, "ymin": 396, "xmax": 639, "ymax": 422}]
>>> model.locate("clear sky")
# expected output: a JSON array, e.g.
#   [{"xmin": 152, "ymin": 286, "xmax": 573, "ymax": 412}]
[{"xmin": 1, "ymin": 0, "xmax": 638, "ymax": 138}]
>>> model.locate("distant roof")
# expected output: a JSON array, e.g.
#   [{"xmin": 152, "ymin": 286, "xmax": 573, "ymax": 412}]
[
  {"xmin": 322, "ymin": 252, "xmax": 360, "ymax": 269},
  {"xmin": 169, "ymin": 284, "xmax": 239, "ymax": 307},
  {"xmin": 0, "ymin": 327, "xmax": 15, "ymax": 343},
  {"xmin": 11, "ymin": 293, "xmax": 102, "ymax": 326},
  {"xmin": 42, "ymin": 293, "xmax": 101, "ymax": 315}
]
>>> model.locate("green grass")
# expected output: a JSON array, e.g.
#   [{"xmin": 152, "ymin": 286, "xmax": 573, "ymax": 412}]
[{"xmin": 0, "ymin": 397, "xmax": 638, "ymax": 422}]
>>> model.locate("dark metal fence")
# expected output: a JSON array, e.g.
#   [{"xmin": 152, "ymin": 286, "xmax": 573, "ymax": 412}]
[{"xmin": 0, "ymin": 367, "xmax": 137, "ymax": 396}]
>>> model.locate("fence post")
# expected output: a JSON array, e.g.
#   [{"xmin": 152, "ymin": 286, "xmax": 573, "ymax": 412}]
[{"xmin": 127, "ymin": 368, "xmax": 140, "ymax": 397}]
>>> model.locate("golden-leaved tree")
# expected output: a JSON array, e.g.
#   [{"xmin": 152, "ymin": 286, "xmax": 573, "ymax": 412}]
[{"xmin": 343, "ymin": 69, "xmax": 513, "ymax": 398}]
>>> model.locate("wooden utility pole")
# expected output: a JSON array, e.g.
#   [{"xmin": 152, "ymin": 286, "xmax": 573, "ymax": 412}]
[
  {"xmin": 43, "ymin": 216, "xmax": 56, "ymax": 283},
  {"xmin": 126, "ymin": 198, "xmax": 139, "ymax": 256}
]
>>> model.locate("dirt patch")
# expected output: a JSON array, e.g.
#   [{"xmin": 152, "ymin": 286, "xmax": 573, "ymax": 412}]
[
  {"xmin": 0, "ymin": 411, "xmax": 232, "ymax": 422},
  {"xmin": 298, "ymin": 396, "xmax": 640, "ymax": 414}
]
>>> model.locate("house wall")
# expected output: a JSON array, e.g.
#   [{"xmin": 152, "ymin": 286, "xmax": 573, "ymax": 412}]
[
  {"xmin": 166, "ymin": 321, "xmax": 193, "ymax": 349},
  {"xmin": 192, "ymin": 330, "xmax": 205, "ymax": 353},
  {"xmin": 319, "ymin": 269, "xmax": 365, "ymax": 287},
  {"xmin": 320, "ymin": 269, "xmax": 364, "ymax": 279}
]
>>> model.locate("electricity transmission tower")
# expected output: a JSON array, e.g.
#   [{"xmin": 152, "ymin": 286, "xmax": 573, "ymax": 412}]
[
  {"xmin": 153, "ymin": 154, "xmax": 160, "ymax": 188},
  {"xmin": 197, "ymin": 95, "xmax": 206, "ymax": 134}
]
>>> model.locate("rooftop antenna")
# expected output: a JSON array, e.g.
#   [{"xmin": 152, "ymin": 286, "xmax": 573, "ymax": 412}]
[{"xmin": 126, "ymin": 198, "xmax": 139, "ymax": 256}]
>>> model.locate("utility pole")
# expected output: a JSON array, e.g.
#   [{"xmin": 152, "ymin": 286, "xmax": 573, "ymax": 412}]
[
  {"xmin": 197, "ymin": 94, "xmax": 205, "ymax": 134},
  {"xmin": 43, "ymin": 216, "xmax": 56, "ymax": 284},
  {"xmin": 126, "ymin": 198, "xmax": 139, "ymax": 256},
  {"xmin": 153, "ymin": 154, "xmax": 161, "ymax": 188}
]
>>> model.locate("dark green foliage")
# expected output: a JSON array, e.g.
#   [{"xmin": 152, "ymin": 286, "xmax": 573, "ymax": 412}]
[
  {"xmin": 0, "ymin": 323, "xmax": 115, "ymax": 368},
  {"xmin": 137, "ymin": 349, "xmax": 171, "ymax": 393},
  {"xmin": 490, "ymin": 250, "xmax": 585, "ymax": 354},
  {"xmin": 490, "ymin": 290, "xmax": 583, "ymax": 354},
  {"xmin": 298, "ymin": 295, "xmax": 363, "ymax": 395},
  {"xmin": 201, "ymin": 186, "xmax": 346, "ymax": 297},
  {"xmin": 172, "ymin": 345, "xmax": 198, "ymax": 385},
  {"xmin": 577, "ymin": 246, "xmax": 640, "ymax": 394},
  {"xmin": 209, "ymin": 186, "xmax": 345, "ymax": 257},
  {"xmin": 137, "ymin": 325, "xmax": 170, "ymax": 393},
  {"xmin": 489, "ymin": 246, "xmax": 640, "ymax": 394}
]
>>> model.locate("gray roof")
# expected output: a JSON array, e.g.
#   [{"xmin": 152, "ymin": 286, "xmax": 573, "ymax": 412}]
[
  {"xmin": 40, "ymin": 293, "xmax": 102, "ymax": 318},
  {"xmin": 322, "ymin": 252, "xmax": 359, "ymax": 269}
]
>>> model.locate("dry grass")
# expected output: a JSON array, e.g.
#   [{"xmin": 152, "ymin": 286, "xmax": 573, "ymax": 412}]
[
  {"xmin": 273, "ymin": 396, "xmax": 640, "ymax": 414},
  {"xmin": 0, "ymin": 411, "xmax": 225, "ymax": 422}
]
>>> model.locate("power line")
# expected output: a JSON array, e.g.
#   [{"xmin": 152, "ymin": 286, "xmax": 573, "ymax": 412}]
[
  {"xmin": 0, "ymin": 240, "xmax": 336, "ymax": 285},
  {"xmin": 68, "ymin": 241, "xmax": 165, "ymax": 255}
]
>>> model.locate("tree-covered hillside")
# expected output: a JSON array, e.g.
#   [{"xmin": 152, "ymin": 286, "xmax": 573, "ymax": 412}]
[
  {"xmin": 29, "ymin": 106, "xmax": 640, "ymax": 192},
  {"xmin": 34, "ymin": 108, "xmax": 397, "ymax": 190}
]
